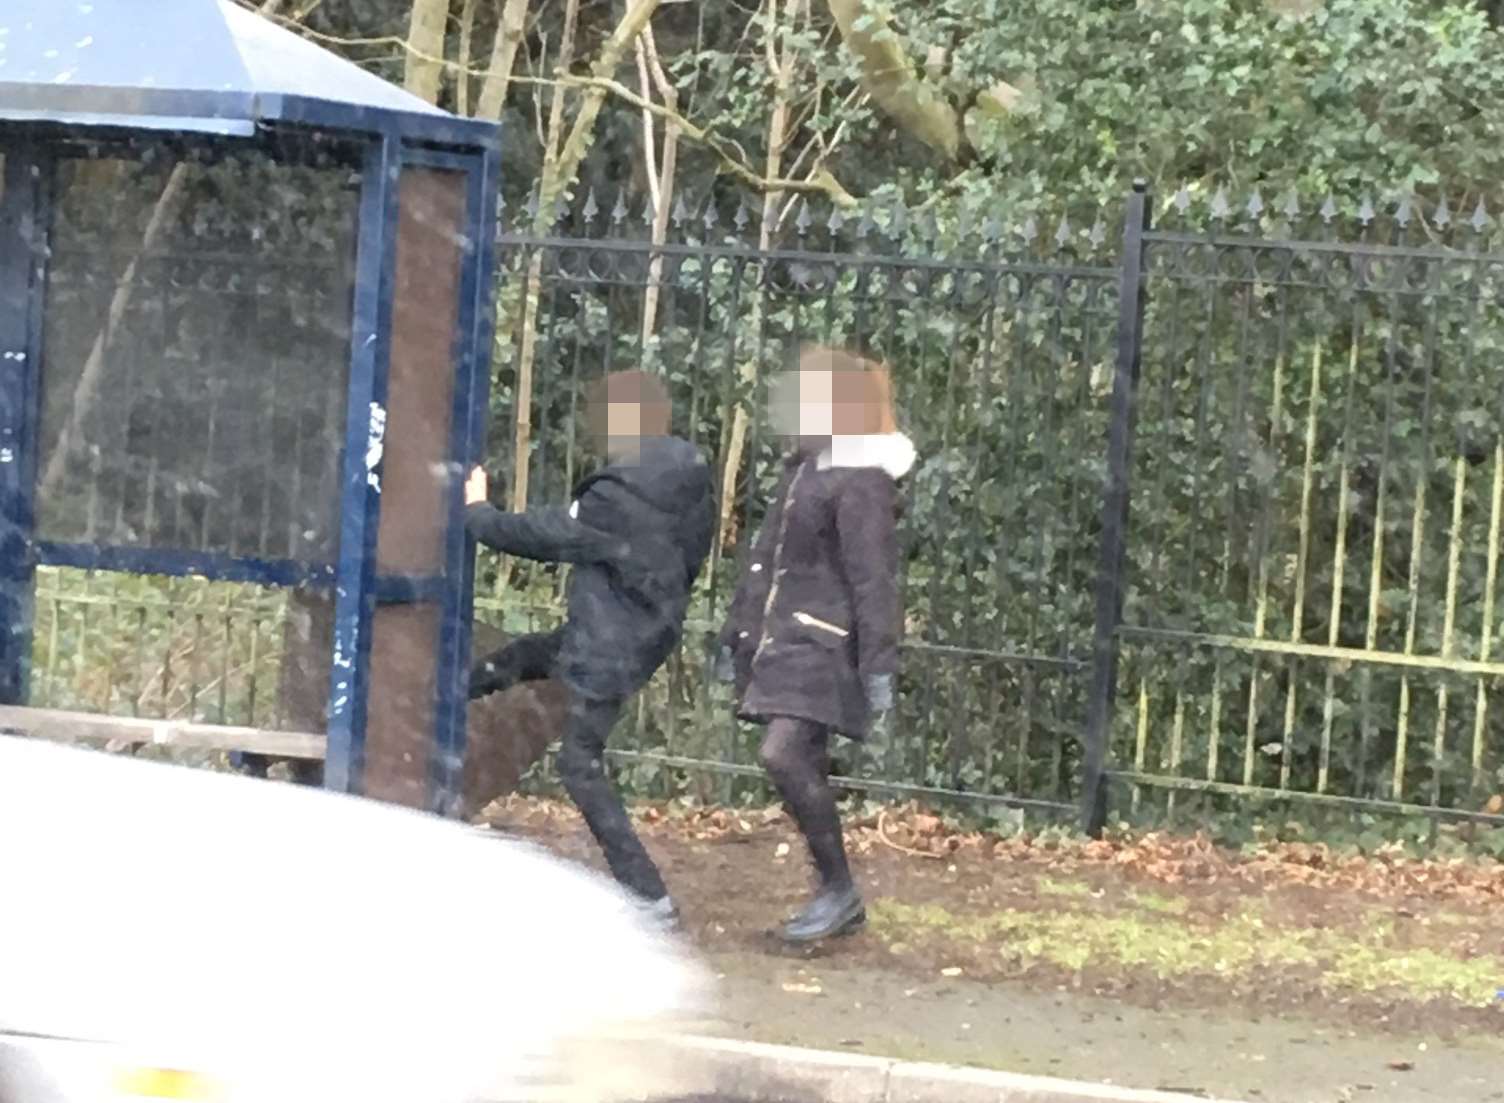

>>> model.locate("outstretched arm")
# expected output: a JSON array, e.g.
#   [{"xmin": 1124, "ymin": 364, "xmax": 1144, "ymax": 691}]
[{"xmin": 463, "ymin": 466, "xmax": 626, "ymax": 566}]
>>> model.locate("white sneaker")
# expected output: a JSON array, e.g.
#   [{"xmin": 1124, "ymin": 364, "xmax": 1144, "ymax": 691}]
[{"xmin": 637, "ymin": 895, "xmax": 680, "ymax": 933}]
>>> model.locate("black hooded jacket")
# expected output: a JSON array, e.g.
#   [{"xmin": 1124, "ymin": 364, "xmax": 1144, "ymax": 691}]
[{"xmin": 465, "ymin": 436, "xmax": 715, "ymax": 702}]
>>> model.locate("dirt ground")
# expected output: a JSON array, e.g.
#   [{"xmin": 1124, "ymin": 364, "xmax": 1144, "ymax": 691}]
[{"xmin": 477, "ymin": 797, "xmax": 1504, "ymax": 1103}]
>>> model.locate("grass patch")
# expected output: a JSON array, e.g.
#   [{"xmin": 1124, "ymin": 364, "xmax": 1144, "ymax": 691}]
[
  {"xmin": 1128, "ymin": 890, "xmax": 1190, "ymax": 916},
  {"xmin": 1036, "ymin": 877, "xmax": 1095, "ymax": 900},
  {"xmin": 868, "ymin": 899, "xmax": 1504, "ymax": 1008}
]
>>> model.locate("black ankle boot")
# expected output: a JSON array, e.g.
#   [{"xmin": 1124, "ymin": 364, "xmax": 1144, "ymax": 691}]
[{"xmin": 781, "ymin": 883, "xmax": 865, "ymax": 943}]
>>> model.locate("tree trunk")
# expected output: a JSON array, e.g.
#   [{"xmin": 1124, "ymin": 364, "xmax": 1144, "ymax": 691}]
[
  {"xmin": 454, "ymin": 0, "xmax": 479, "ymax": 115},
  {"xmin": 824, "ymin": 0, "xmax": 964, "ymax": 162},
  {"xmin": 475, "ymin": 0, "xmax": 531, "ymax": 121},
  {"xmin": 714, "ymin": 0, "xmax": 803, "ymax": 553},
  {"xmin": 404, "ymin": 0, "xmax": 451, "ymax": 105},
  {"xmin": 507, "ymin": 0, "xmax": 581, "ymax": 517},
  {"xmin": 509, "ymin": 0, "xmax": 661, "ymax": 513}
]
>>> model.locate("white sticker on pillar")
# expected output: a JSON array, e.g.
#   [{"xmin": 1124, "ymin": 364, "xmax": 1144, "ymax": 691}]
[{"xmin": 366, "ymin": 401, "xmax": 387, "ymax": 491}]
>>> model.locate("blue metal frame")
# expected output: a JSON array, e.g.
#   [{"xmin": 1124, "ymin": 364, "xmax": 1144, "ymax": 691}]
[
  {"xmin": 425, "ymin": 144, "xmax": 501, "ymax": 815},
  {"xmin": 0, "ymin": 87, "xmax": 261, "ymax": 138},
  {"xmin": 266, "ymin": 97, "xmax": 501, "ymax": 155},
  {"xmin": 324, "ymin": 135, "xmax": 401, "ymax": 795},
  {"xmin": 1, "ymin": 93, "xmax": 500, "ymax": 811},
  {"xmin": 0, "ymin": 91, "xmax": 501, "ymax": 155},
  {"xmin": 0, "ymin": 149, "xmax": 43, "ymax": 705},
  {"xmin": 35, "ymin": 542, "xmax": 337, "ymax": 590}
]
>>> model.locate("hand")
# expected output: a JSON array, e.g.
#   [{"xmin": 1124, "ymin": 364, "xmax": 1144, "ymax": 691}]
[
  {"xmin": 865, "ymin": 673, "xmax": 895, "ymax": 715},
  {"xmin": 464, "ymin": 465, "xmax": 490, "ymax": 506}
]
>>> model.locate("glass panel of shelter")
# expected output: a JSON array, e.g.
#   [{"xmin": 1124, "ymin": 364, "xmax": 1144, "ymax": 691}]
[
  {"xmin": 24, "ymin": 134, "xmax": 362, "ymax": 735},
  {"xmin": 37, "ymin": 137, "xmax": 360, "ymax": 565}
]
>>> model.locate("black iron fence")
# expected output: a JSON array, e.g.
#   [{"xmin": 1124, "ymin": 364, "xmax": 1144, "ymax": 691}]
[
  {"xmin": 1118, "ymin": 190, "xmax": 1504, "ymax": 832},
  {"xmin": 481, "ymin": 184, "xmax": 1504, "ymax": 833}
]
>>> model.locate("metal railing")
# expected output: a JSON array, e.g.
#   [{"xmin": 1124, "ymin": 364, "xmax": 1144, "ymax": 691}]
[
  {"xmin": 481, "ymin": 185, "xmax": 1504, "ymax": 830},
  {"xmin": 481, "ymin": 192, "xmax": 1122, "ymax": 821},
  {"xmin": 1114, "ymin": 193, "xmax": 1504, "ymax": 828},
  {"xmin": 29, "ymin": 184, "xmax": 1504, "ymax": 832},
  {"xmin": 30, "ymin": 567, "xmax": 291, "ymax": 731}
]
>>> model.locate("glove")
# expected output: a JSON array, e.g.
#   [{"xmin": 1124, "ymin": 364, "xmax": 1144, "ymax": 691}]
[
  {"xmin": 865, "ymin": 673, "xmax": 895, "ymax": 714},
  {"xmin": 713, "ymin": 645, "xmax": 736, "ymax": 685}
]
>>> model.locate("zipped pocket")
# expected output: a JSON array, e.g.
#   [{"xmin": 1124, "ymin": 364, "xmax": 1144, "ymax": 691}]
[{"xmin": 793, "ymin": 611, "xmax": 850, "ymax": 638}]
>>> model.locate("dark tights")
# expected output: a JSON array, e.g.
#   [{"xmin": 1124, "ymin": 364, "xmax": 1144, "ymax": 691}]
[
  {"xmin": 471, "ymin": 632, "xmax": 668, "ymax": 903},
  {"xmin": 759, "ymin": 717, "xmax": 852, "ymax": 892}
]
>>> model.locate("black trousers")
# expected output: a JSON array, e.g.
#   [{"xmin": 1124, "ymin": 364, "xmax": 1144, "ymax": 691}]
[{"xmin": 471, "ymin": 630, "xmax": 668, "ymax": 903}]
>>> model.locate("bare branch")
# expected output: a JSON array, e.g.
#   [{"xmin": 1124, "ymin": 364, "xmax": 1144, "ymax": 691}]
[
  {"xmin": 525, "ymin": 32, "xmax": 549, "ymax": 146},
  {"xmin": 537, "ymin": 0, "xmax": 665, "ymax": 224},
  {"xmin": 524, "ymin": 74, "xmax": 859, "ymax": 206},
  {"xmin": 640, "ymin": 22, "xmax": 679, "ymax": 342},
  {"xmin": 635, "ymin": 35, "xmax": 661, "ymax": 211},
  {"xmin": 253, "ymin": 3, "xmax": 858, "ymax": 204},
  {"xmin": 716, "ymin": 0, "xmax": 806, "ymax": 557}
]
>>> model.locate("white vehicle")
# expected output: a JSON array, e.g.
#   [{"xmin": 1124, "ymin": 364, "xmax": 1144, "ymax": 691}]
[{"xmin": 0, "ymin": 735, "xmax": 711, "ymax": 1103}]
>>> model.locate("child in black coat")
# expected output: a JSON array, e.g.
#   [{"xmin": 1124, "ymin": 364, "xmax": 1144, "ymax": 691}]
[
  {"xmin": 465, "ymin": 372, "xmax": 714, "ymax": 923},
  {"xmin": 717, "ymin": 348, "xmax": 913, "ymax": 942}
]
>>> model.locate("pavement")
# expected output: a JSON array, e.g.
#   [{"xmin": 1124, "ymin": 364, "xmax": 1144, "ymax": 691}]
[
  {"xmin": 684, "ymin": 950, "xmax": 1504, "ymax": 1103},
  {"xmin": 649, "ymin": 1035, "xmax": 1242, "ymax": 1103},
  {"xmin": 469, "ymin": 812, "xmax": 1504, "ymax": 1103}
]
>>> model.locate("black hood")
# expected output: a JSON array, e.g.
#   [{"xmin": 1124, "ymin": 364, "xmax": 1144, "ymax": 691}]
[{"xmin": 599, "ymin": 435, "xmax": 711, "ymax": 515}]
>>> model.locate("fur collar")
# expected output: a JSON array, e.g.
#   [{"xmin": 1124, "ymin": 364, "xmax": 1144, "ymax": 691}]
[{"xmin": 816, "ymin": 433, "xmax": 917, "ymax": 479}]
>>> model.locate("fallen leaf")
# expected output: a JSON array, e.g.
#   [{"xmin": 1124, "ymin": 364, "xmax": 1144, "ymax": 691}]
[
  {"xmin": 781, "ymin": 982, "xmax": 823, "ymax": 995},
  {"xmin": 913, "ymin": 813, "xmax": 943, "ymax": 835},
  {"xmin": 1386, "ymin": 1061, "xmax": 1414, "ymax": 1072}
]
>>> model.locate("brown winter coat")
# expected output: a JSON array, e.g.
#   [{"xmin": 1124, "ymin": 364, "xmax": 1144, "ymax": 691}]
[{"xmin": 719, "ymin": 433, "xmax": 916, "ymax": 739}]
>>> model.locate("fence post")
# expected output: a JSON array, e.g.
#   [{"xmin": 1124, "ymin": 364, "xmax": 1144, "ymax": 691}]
[{"xmin": 1080, "ymin": 181, "xmax": 1151, "ymax": 836}]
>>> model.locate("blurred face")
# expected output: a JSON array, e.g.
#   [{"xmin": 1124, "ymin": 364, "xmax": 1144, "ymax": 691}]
[
  {"xmin": 769, "ymin": 368, "xmax": 834, "ymax": 441},
  {"xmin": 586, "ymin": 372, "xmax": 671, "ymax": 461},
  {"xmin": 832, "ymin": 369, "xmax": 885, "ymax": 435},
  {"xmin": 607, "ymin": 400, "xmax": 643, "ymax": 439},
  {"xmin": 769, "ymin": 365, "xmax": 886, "ymax": 443},
  {"xmin": 592, "ymin": 397, "xmax": 646, "ymax": 457}
]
